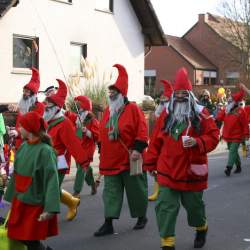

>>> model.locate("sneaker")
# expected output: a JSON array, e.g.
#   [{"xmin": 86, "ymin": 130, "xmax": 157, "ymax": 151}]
[{"xmin": 133, "ymin": 216, "xmax": 148, "ymax": 230}]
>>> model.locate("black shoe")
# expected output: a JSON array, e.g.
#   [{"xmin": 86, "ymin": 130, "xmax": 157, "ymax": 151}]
[
  {"xmin": 194, "ymin": 228, "xmax": 208, "ymax": 248},
  {"xmin": 234, "ymin": 164, "xmax": 241, "ymax": 173},
  {"xmin": 94, "ymin": 219, "xmax": 114, "ymax": 237},
  {"xmin": 46, "ymin": 247, "xmax": 53, "ymax": 250},
  {"xmin": 224, "ymin": 166, "xmax": 232, "ymax": 176},
  {"xmin": 162, "ymin": 247, "xmax": 175, "ymax": 250},
  {"xmin": 133, "ymin": 216, "xmax": 148, "ymax": 230}
]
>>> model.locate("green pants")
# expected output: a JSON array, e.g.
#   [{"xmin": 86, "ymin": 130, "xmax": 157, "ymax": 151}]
[
  {"xmin": 58, "ymin": 172, "xmax": 65, "ymax": 187},
  {"xmin": 155, "ymin": 186, "xmax": 206, "ymax": 237},
  {"xmin": 103, "ymin": 171, "xmax": 148, "ymax": 218},
  {"xmin": 73, "ymin": 165, "xmax": 95, "ymax": 193},
  {"xmin": 227, "ymin": 142, "xmax": 241, "ymax": 167}
]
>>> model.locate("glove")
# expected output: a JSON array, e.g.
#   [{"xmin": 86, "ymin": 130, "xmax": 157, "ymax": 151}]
[
  {"xmin": 8, "ymin": 129, "xmax": 18, "ymax": 138},
  {"xmin": 38, "ymin": 212, "xmax": 54, "ymax": 222}
]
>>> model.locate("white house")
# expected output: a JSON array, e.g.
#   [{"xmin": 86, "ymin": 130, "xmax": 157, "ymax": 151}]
[{"xmin": 0, "ymin": 0, "xmax": 166, "ymax": 103}]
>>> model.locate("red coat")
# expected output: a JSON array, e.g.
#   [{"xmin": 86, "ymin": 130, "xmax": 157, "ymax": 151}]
[
  {"xmin": 47, "ymin": 117, "xmax": 88, "ymax": 173},
  {"xmin": 65, "ymin": 111, "xmax": 99, "ymax": 164},
  {"xmin": 144, "ymin": 108, "xmax": 219, "ymax": 191},
  {"xmin": 244, "ymin": 105, "xmax": 250, "ymax": 123},
  {"xmin": 216, "ymin": 107, "xmax": 249, "ymax": 142},
  {"xmin": 99, "ymin": 102, "xmax": 148, "ymax": 175}
]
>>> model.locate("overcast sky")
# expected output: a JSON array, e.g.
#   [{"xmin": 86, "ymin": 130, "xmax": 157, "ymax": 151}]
[{"xmin": 150, "ymin": 0, "xmax": 223, "ymax": 37}]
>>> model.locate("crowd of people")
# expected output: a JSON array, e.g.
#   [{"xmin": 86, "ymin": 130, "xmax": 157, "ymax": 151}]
[{"xmin": 0, "ymin": 65, "xmax": 249, "ymax": 250}]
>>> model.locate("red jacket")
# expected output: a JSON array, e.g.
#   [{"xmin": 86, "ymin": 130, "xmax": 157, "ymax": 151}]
[
  {"xmin": 47, "ymin": 116, "xmax": 88, "ymax": 173},
  {"xmin": 99, "ymin": 102, "xmax": 148, "ymax": 175},
  {"xmin": 244, "ymin": 105, "xmax": 250, "ymax": 123},
  {"xmin": 144, "ymin": 107, "xmax": 219, "ymax": 191},
  {"xmin": 65, "ymin": 111, "xmax": 99, "ymax": 164},
  {"xmin": 216, "ymin": 107, "xmax": 249, "ymax": 142}
]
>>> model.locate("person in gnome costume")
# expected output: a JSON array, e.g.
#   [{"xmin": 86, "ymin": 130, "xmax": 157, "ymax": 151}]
[
  {"xmin": 4, "ymin": 111, "xmax": 60, "ymax": 250},
  {"xmin": 7, "ymin": 68, "xmax": 45, "ymax": 150},
  {"xmin": 216, "ymin": 87, "xmax": 249, "ymax": 176},
  {"xmin": 43, "ymin": 79, "xmax": 88, "ymax": 221},
  {"xmin": 65, "ymin": 95, "xmax": 100, "ymax": 198},
  {"xmin": 148, "ymin": 79, "xmax": 173, "ymax": 202},
  {"xmin": 94, "ymin": 64, "xmax": 148, "ymax": 237},
  {"xmin": 144, "ymin": 67, "xmax": 219, "ymax": 250}
]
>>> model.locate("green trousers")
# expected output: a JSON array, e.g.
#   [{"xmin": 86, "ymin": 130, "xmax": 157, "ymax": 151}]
[
  {"xmin": 73, "ymin": 165, "xmax": 95, "ymax": 193},
  {"xmin": 58, "ymin": 172, "xmax": 65, "ymax": 188},
  {"xmin": 227, "ymin": 142, "xmax": 241, "ymax": 167},
  {"xmin": 155, "ymin": 186, "xmax": 206, "ymax": 237},
  {"xmin": 103, "ymin": 171, "xmax": 148, "ymax": 218}
]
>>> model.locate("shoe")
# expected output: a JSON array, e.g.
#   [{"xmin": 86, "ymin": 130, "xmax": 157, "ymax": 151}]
[
  {"xmin": 91, "ymin": 183, "xmax": 97, "ymax": 195},
  {"xmin": 133, "ymin": 216, "xmax": 148, "ymax": 230},
  {"xmin": 162, "ymin": 247, "xmax": 175, "ymax": 250},
  {"xmin": 224, "ymin": 166, "xmax": 232, "ymax": 176},
  {"xmin": 194, "ymin": 228, "xmax": 208, "ymax": 248},
  {"xmin": 234, "ymin": 164, "xmax": 241, "ymax": 173},
  {"xmin": 72, "ymin": 192, "xmax": 80, "ymax": 199},
  {"xmin": 46, "ymin": 247, "xmax": 53, "ymax": 250},
  {"xmin": 148, "ymin": 181, "xmax": 159, "ymax": 201},
  {"xmin": 61, "ymin": 189, "xmax": 80, "ymax": 221},
  {"xmin": 94, "ymin": 219, "xmax": 114, "ymax": 237}
]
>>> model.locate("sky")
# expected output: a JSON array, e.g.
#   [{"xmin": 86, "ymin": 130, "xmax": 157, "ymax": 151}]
[{"xmin": 151, "ymin": 0, "xmax": 223, "ymax": 37}]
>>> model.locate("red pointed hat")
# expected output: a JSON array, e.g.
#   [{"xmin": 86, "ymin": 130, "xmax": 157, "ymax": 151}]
[
  {"xmin": 24, "ymin": 67, "xmax": 40, "ymax": 94},
  {"xmin": 74, "ymin": 96, "xmax": 92, "ymax": 111},
  {"xmin": 161, "ymin": 80, "xmax": 173, "ymax": 98},
  {"xmin": 232, "ymin": 88, "xmax": 245, "ymax": 102},
  {"xmin": 48, "ymin": 79, "xmax": 67, "ymax": 108},
  {"xmin": 109, "ymin": 64, "xmax": 128, "ymax": 96},
  {"xmin": 19, "ymin": 111, "xmax": 47, "ymax": 134},
  {"xmin": 32, "ymin": 102, "xmax": 45, "ymax": 116},
  {"xmin": 173, "ymin": 67, "xmax": 192, "ymax": 91}
]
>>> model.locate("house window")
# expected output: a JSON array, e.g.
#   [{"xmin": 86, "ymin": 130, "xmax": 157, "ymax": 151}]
[
  {"xmin": 95, "ymin": 0, "xmax": 113, "ymax": 12},
  {"xmin": 226, "ymin": 71, "xmax": 239, "ymax": 85},
  {"xmin": 70, "ymin": 42, "xmax": 87, "ymax": 73},
  {"xmin": 203, "ymin": 71, "xmax": 217, "ymax": 85},
  {"xmin": 144, "ymin": 70, "xmax": 156, "ymax": 97},
  {"xmin": 13, "ymin": 35, "xmax": 39, "ymax": 69}
]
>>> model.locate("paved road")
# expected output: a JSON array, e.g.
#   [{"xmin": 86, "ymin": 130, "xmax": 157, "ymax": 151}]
[{"xmin": 1, "ymin": 150, "xmax": 250, "ymax": 250}]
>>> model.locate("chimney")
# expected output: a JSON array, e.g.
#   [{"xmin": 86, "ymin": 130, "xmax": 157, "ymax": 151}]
[{"xmin": 198, "ymin": 13, "xmax": 208, "ymax": 23}]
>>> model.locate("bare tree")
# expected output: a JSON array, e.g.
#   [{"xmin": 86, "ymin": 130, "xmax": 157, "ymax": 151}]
[{"xmin": 219, "ymin": 0, "xmax": 250, "ymax": 81}]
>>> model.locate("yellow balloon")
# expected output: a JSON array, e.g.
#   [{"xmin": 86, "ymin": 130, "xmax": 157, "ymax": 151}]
[{"xmin": 218, "ymin": 87, "xmax": 225, "ymax": 95}]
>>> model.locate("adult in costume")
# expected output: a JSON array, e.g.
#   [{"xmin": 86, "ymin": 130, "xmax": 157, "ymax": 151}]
[
  {"xmin": 94, "ymin": 64, "xmax": 148, "ymax": 237},
  {"xmin": 4, "ymin": 111, "xmax": 60, "ymax": 250},
  {"xmin": 148, "ymin": 80, "xmax": 173, "ymax": 201},
  {"xmin": 43, "ymin": 79, "xmax": 88, "ymax": 221},
  {"xmin": 65, "ymin": 95, "xmax": 99, "ymax": 197},
  {"xmin": 7, "ymin": 68, "xmax": 45, "ymax": 149},
  {"xmin": 216, "ymin": 88, "xmax": 249, "ymax": 176},
  {"xmin": 144, "ymin": 67, "xmax": 219, "ymax": 250}
]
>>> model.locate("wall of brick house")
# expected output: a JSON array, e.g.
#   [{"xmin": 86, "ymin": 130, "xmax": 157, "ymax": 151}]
[
  {"xmin": 184, "ymin": 18, "xmax": 246, "ymax": 86},
  {"xmin": 145, "ymin": 46, "xmax": 194, "ymax": 95}
]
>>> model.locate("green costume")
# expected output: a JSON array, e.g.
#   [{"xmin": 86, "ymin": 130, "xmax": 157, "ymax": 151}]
[{"xmin": 227, "ymin": 142, "xmax": 241, "ymax": 168}]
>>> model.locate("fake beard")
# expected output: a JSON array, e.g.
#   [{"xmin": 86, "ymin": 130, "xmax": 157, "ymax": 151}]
[
  {"xmin": 43, "ymin": 106, "xmax": 60, "ymax": 121},
  {"xmin": 172, "ymin": 101, "xmax": 190, "ymax": 123},
  {"xmin": 76, "ymin": 111, "xmax": 88, "ymax": 128},
  {"xmin": 108, "ymin": 93, "xmax": 124, "ymax": 116},
  {"xmin": 155, "ymin": 102, "xmax": 168, "ymax": 117},
  {"xmin": 226, "ymin": 101, "xmax": 236, "ymax": 114},
  {"xmin": 18, "ymin": 95, "xmax": 37, "ymax": 114}
]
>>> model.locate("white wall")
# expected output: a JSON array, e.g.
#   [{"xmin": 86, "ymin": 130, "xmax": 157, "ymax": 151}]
[{"xmin": 0, "ymin": 0, "xmax": 144, "ymax": 103}]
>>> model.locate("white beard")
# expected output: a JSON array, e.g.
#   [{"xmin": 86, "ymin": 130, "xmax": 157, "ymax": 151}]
[
  {"xmin": 43, "ymin": 106, "xmax": 61, "ymax": 121},
  {"xmin": 108, "ymin": 93, "xmax": 124, "ymax": 116},
  {"xmin": 76, "ymin": 111, "xmax": 88, "ymax": 128},
  {"xmin": 155, "ymin": 102, "xmax": 169, "ymax": 118},
  {"xmin": 226, "ymin": 101, "xmax": 236, "ymax": 114},
  {"xmin": 173, "ymin": 101, "xmax": 190, "ymax": 123},
  {"xmin": 18, "ymin": 95, "xmax": 37, "ymax": 115}
]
